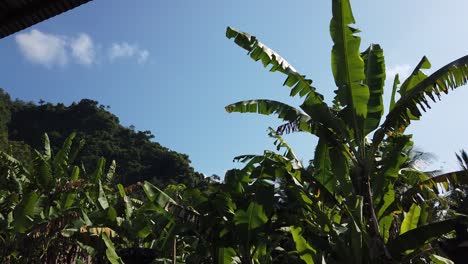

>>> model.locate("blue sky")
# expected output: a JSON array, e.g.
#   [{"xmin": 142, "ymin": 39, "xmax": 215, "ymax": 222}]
[{"xmin": 1, "ymin": 0, "xmax": 468, "ymax": 176}]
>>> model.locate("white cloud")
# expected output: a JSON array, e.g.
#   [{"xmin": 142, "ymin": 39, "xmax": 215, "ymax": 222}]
[
  {"xmin": 109, "ymin": 43, "xmax": 135, "ymax": 59},
  {"xmin": 15, "ymin": 29, "xmax": 67, "ymax": 67},
  {"xmin": 109, "ymin": 42, "xmax": 150, "ymax": 64},
  {"xmin": 70, "ymin": 33, "xmax": 95, "ymax": 65},
  {"xmin": 138, "ymin": 50, "xmax": 149, "ymax": 64},
  {"xmin": 15, "ymin": 29, "xmax": 149, "ymax": 68},
  {"xmin": 387, "ymin": 64, "xmax": 412, "ymax": 81}
]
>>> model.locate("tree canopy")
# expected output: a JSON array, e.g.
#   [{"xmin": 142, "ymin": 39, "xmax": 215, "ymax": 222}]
[{"xmin": 0, "ymin": 89, "xmax": 204, "ymax": 188}]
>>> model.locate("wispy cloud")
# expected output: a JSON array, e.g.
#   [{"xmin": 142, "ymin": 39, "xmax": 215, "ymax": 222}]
[
  {"xmin": 15, "ymin": 30, "xmax": 67, "ymax": 68},
  {"xmin": 109, "ymin": 42, "xmax": 150, "ymax": 64},
  {"xmin": 386, "ymin": 64, "xmax": 412, "ymax": 81},
  {"xmin": 70, "ymin": 33, "xmax": 95, "ymax": 66},
  {"xmin": 15, "ymin": 29, "xmax": 150, "ymax": 68},
  {"xmin": 138, "ymin": 50, "xmax": 150, "ymax": 64}
]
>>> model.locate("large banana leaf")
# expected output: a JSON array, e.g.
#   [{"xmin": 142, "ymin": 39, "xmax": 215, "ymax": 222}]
[
  {"xmin": 142, "ymin": 181, "xmax": 176, "ymax": 208},
  {"xmin": 430, "ymin": 255, "xmax": 455, "ymax": 264},
  {"xmin": 361, "ymin": 44, "xmax": 385, "ymax": 135},
  {"xmin": 226, "ymin": 99, "xmax": 311, "ymax": 127},
  {"xmin": 378, "ymin": 214, "xmax": 394, "ymax": 244},
  {"xmin": 394, "ymin": 57, "xmax": 432, "ymax": 123},
  {"xmin": 376, "ymin": 187, "xmax": 395, "ymax": 220},
  {"xmin": 380, "ymin": 55, "xmax": 468, "ymax": 133},
  {"xmin": 387, "ymin": 217, "xmax": 465, "ymax": 259},
  {"xmin": 0, "ymin": 150, "xmax": 27, "ymax": 174},
  {"xmin": 226, "ymin": 27, "xmax": 323, "ymax": 100},
  {"xmin": 43, "ymin": 133, "xmax": 51, "ymax": 160},
  {"xmin": 290, "ymin": 226, "xmax": 317, "ymax": 264},
  {"xmin": 98, "ymin": 180, "xmax": 109, "ymax": 210},
  {"xmin": 69, "ymin": 138, "xmax": 85, "ymax": 166},
  {"xmin": 102, "ymin": 233, "xmax": 124, "ymax": 264},
  {"xmin": 53, "ymin": 132, "xmax": 76, "ymax": 175},
  {"xmin": 399, "ymin": 56, "xmax": 431, "ymax": 97},
  {"xmin": 225, "ymin": 99, "xmax": 344, "ymax": 147},
  {"xmin": 13, "ymin": 192, "xmax": 43, "ymax": 232},
  {"xmin": 299, "ymin": 97, "xmax": 348, "ymax": 141},
  {"xmin": 422, "ymin": 170, "xmax": 468, "ymax": 186},
  {"xmin": 34, "ymin": 154, "xmax": 52, "ymax": 190},
  {"xmin": 330, "ymin": 0, "xmax": 369, "ymax": 141},
  {"xmin": 402, "ymin": 170, "xmax": 468, "ymax": 198},
  {"xmin": 217, "ymin": 247, "xmax": 238, "ymax": 264},
  {"xmin": 90, "ymin": 157, "xmax": 106, "ymax": 183},
  {"xmin": 226, "ymin": 26, "xmax": 349, "ymax": 145},
  {"xmin": 400, "ymin": 204, "xmax": 421, "ymax": 234},
  {"xmin": 105, "ymin": 160, "xmax": 116, "ymax": 184},
  {"xmin": 373, "ymin": 134, "xmax": 413, "ymax": 200},
  {"xmin": 389, "ymin": 74, "xmax": 400, "ymax": 111},
  {"xmin": 234, "ymin": 151, "xmax": 339, "ymax": 204},
  {"xmin": 233, "ymin": 202, "xmax": 268, "ymax": 230},
  {"xmin": 313, "ymin": 139, "xmax": 335, "ymax": 195},
  {"xmin": 292, "ymin": 138, "xmax": 351, "ymax": 200}
]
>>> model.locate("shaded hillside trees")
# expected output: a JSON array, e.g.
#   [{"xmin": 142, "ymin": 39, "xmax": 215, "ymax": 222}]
[
  {"xmin": 0, "ymin": 89, "xmax": 204, "ymax": 187},
  {"xmin": 0, "ymin": 89, "xmax": 33, "ymax": 166},
  {"xmin": 0, "ymin": 89, "xmax": 11, "ymax": 147}
]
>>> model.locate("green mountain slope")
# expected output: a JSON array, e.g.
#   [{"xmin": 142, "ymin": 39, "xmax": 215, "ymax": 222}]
[{"xmin": 1, "ymin": 89, "xmax": 204, "ymax": 187}]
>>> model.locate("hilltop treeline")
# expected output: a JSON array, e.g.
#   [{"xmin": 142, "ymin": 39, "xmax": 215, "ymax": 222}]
[{"xmin": 0, "ymin": 88, "xmax": 206, "ymax": 187}]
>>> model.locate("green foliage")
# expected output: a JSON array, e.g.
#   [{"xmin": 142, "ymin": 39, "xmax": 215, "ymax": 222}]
[
  {"xmin": 102, "ymin": 233, "xmax": 125, "ymax": 264},
  {"xmin": 400, "ymin": 204, "xmax": 421, "ymax": 235},
  {"xmin": 361, "ymin": 44, "xmax": 385, "ymax": 135},
  {"xmin": 330, "ymin": 0, "xmax": 369, "ymax": 140},
  {"xmin": 290, "ymin": 226, "xmax": 317, "ymax": 264},
  {"xmin": 4, "ymin": 96, "xmax": 204, "ymax": 187},
  {"xmin": 233, "ymin": 202, "xmax": 268, "ymax": 236},
  {"xmin": 225, "ymin": 0, "xmax": 468, "ymax": 262},
  {"xmin": 0, "ymin": 133, "xmax": 183, "ymax": 263},
  {"xmin": 0, "ymin": 89, "xmax": 11, "ymax": 147},
  {"xmin": 380, "ymin": 55, "xmax": 468, "ymax": 134},
  {"xmin": 13, "ymin": 192, "xmax": 43, "ymax": 233}
]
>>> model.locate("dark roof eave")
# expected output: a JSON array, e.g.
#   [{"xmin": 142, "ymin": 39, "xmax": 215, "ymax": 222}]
[{"xmin": 0, "ymin": 0, "xmax": 91, "ymax": 39}]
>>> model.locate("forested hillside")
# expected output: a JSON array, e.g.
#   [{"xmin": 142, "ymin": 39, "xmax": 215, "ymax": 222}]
[{"xmin": 0, "ymin": 88, "xmax": 204, "ymax": 187}]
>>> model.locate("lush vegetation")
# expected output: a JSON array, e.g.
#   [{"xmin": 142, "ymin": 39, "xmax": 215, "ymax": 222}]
[
  {"xmin": 2, "ymin": 0, "xmax": 468, "ymax": 263},
  {"xmin": 0, "ymin": 89, "xmax": 205, "ymax": 188}
]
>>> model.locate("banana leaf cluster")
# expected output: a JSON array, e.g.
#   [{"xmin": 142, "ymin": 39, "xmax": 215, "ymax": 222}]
[
  {"xmin": 224, "ymin": 0, "xmax": 468, "ymax": 262},
  {"xmin": 0, "ymin": 134, "xmax": 184, "ymax": 263}
]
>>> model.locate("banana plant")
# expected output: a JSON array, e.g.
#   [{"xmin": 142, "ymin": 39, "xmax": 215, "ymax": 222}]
[
  {"xmin": 0, "ymin": 133, "xmax": 127, "ymax": 263},
  {"xmin": 184, "ymin": 154, "xmax": 298, "ymax": 264},
  {"xmin": 225, "ymin": 0, "xmax": 468, "ymax": 262},
  {"xmin": 0, "ymin": 133, "xmax": 85, "ymax": 262},
  {"xmin": 154, "ymin": 134, "xmax": 312, "ymax": 264}
]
